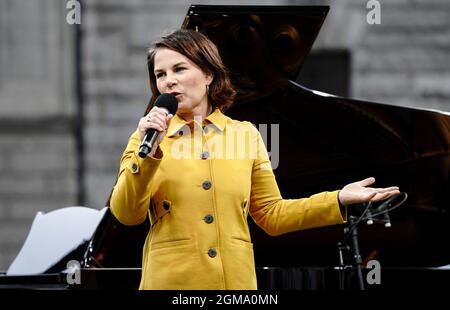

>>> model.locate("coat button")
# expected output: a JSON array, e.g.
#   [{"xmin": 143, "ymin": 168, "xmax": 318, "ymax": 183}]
[
  {"xmin": 203, "ymin": 127, "xmax": 209, "ymax": 134},
  {"xmin": 208, "ymin": 248, "xmax": 217, "ymax": 258},
  {"xmin": 131, "ymin": 163, "xmax": 138, "ymax": 172},
  {"xmin": 163, "ymin": 201, "xmax": 170, "ymax": 210},
  {"xmin": 204, "ymin": 214, "xmax": 214, "ymax": 224},
  {"xmin": 202, "ymin": 181, "xmax": 212, "ymax": 190},
  {"xmin": 201, "ymin": 151, "xmax": 209, "ymax": 160}
]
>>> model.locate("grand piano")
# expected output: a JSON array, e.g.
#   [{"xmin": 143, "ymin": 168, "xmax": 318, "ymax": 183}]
[{"xmin": 1, "ymin": 5, "xmax": 449, "ymax": 290}]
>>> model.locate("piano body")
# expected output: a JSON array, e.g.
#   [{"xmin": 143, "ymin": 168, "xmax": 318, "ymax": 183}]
[{"xmin": 1, "ymin": 5, "xmax": 449, "ymax": 289}]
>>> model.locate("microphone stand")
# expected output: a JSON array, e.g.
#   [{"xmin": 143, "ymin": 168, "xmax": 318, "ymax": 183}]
[
  {"xmin": 336, "ymin": 242, "xmax": 349, "ymax": 290},
  {"xmin": 345, "ymin": 215, "xmax": 365, "ymax": 290},
  {"xmin": 337, "ymin": 195, "xmax": 406, "ymax": 290}
]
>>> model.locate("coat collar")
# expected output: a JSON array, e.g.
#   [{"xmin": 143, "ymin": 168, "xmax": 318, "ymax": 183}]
[{"xmin": 167, "ymin": 108, "xmax": 227, "ymax": 137}]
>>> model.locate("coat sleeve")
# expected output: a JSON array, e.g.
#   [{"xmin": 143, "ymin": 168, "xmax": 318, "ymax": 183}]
[
  {"xmin": 248, "ymin": 125, "xmax": 347, "ymax": 236},
  {"xmin": 110, "ymin": 129, "xmax": 163, "ymax": 226}
]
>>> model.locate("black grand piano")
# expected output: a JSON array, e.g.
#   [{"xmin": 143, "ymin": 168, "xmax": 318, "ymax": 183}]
[{"xmin": 1, "ymin": 5, "xmax": 449, "ymax": 290}]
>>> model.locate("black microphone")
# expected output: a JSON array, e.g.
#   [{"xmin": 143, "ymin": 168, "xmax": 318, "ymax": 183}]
[
  {"xmin": 374, "ymin": 198, "xmax": 393, "ymax": 228},
  {"xmin": 381, "ymin": 207, "xmax": 391, "ymax": 228},
  {"xmin": 365, "ymin": 203, "xmax": 374, "ymax": 225},
  {"xmin": 138, "ymin": 93, "xmax": 178, "ymax": 158}
]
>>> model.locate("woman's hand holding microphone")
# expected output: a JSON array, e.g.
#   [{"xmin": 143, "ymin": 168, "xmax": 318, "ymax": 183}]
[{"xmin": 138, "ymin": 106, "xmax": 173, "ymax": 158}]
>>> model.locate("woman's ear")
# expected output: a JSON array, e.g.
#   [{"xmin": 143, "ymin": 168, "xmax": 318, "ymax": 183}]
[{"xmin": 205, "ymin": 73, "xmax": 214, "ymax": 85}]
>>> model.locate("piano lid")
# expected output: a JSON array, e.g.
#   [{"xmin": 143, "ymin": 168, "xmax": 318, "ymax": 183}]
[{"xmin": 182, "ymin": 5, "xmax": 328, "ymax": 104}]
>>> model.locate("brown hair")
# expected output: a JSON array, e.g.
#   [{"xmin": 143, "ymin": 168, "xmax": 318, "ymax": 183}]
[{"xmin": 145, "ymin": 29, "xmax": 236, "ymax": 114}]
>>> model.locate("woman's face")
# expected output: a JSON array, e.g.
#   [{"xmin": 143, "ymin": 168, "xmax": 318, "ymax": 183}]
[{"xmin": 154, "ymin": 48, "xmax": 213, "ymax": 117}]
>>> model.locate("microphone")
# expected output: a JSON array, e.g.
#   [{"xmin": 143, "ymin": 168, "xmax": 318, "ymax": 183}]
[
  {"xmin": 365, "ymin": 204, "xmax": 374, "ymax": 225},
  {"xmin": 138, "ymin": 93, "xmax": 178, "ymax": 158},
  {"xmin": 374, "ymin": 198, "xmax": 393, "ymax": 228},
  {"xmin": 382, "ymin": 208, "xmax": 391, "ymax": 228}
]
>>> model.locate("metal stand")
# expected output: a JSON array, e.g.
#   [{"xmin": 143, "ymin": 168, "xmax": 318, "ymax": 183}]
[
  {"xmin": 336, "ymin": 195, "xmax": 406, "ymax": 290},
  {"xmin": 339, "ymin": 215, "xmax": 365, "ymax": 290},
  {"xmin": 336, "ymin": 242, "xmax": 349, "ymax": 290},
  {"xmin": 348, "ymin": 215, "xmax": 365, "ymax": 290}
]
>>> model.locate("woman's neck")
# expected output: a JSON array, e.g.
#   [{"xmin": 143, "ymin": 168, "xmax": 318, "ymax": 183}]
[{"xmin": 179, "ymin": 103, "xmax": 212, "ymax": 123}]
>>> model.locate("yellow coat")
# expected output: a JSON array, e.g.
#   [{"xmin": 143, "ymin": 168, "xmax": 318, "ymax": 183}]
[{"xmin": 110, "ymin": 109, "xmax": 346, "ymax": 290}]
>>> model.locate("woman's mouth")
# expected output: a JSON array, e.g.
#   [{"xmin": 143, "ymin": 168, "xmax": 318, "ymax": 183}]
[{"xmin": 170, "ymin": 92, "xmax": 182, "ymax": 98}]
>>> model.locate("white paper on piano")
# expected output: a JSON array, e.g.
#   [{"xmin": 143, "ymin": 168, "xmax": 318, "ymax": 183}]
[{"xmin": 7, "ymin": 206, "xmax": 107, "ymax": 276}]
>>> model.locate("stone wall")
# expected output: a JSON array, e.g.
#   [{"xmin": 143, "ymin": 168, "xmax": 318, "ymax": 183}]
[
  {"xmin": 0, "ymin": 0, "xmax": 76, "ymax": 271},
  {"xmin": 307, "ymin": 0, "xmax": 450, "ymax": 111}
]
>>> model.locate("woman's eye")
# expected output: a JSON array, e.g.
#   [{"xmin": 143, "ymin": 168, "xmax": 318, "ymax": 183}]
[
  {"xmin": 175, "ymin": 67, "xmax": 186, "ymax": 72},
  {"xmin": 156, "ymin": 73, "xmax": 164, "ymax": 78}
]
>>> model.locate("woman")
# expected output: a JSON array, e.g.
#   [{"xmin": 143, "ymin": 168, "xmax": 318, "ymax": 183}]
[{"xmin": 110, "ymin": 29, "xmax": 400, "ymax": 290}]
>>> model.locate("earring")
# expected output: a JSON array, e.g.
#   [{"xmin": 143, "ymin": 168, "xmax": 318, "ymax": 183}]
[{"xmin": 206, "ymin": 84, "xmax": 210, "ymax": 95}]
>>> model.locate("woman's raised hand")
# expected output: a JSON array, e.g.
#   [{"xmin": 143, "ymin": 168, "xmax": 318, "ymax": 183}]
[
  {"xmin": 138, "ymin": 106, "xmax": 173, "ymax": 157},
  {"xmin": 338, "ymin": 177, "xmax": 400, "ymax": 206}
]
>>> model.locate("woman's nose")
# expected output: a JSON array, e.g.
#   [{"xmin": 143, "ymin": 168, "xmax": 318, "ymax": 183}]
[{"xmin": 165, "ymin": 73, "xmax": 177, "ymax": 88}]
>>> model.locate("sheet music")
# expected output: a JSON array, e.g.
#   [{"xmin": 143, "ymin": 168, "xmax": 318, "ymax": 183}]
[{"xmin": 7, "ymin": 206, "xmax": 107, "ymax": 276}]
